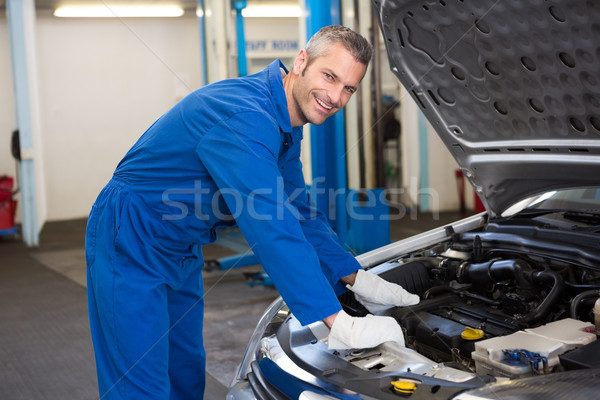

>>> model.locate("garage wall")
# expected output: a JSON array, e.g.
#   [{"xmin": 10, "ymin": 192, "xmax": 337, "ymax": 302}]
[
  {"xmin": 36, "ymin": 12, "xmax": 202, "ymax": 221},
  {"xmin": 31, "ymin": 12, "xmax": 201, "ymax": 221}
]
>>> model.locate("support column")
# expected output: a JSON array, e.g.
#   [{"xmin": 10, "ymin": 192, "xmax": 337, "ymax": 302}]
[
  {"xmin": 197, "ymin": 0, "xmax": 208, "ymax": 86},
  {"xmin": 7, "ymin": 0, "xmax": 45, "ymax": 246},
  {"xmin": 232, "ymin": 1, "xmax": 248, "ymax": 77},
  {"xmin": 304, "ymin": 0, "xmax": 349, "ymax": 243},
  {"xmin": 203, "ymin": 0, "xmax": 232, "ymax": 83}
]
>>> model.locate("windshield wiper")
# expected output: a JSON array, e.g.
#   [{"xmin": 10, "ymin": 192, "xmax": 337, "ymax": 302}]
[
  {"xmin": 563, "ymin": 211, "xmax": 600, "ymax": 228},
  {"xmin": 502, "ymin": 208, "xmax": 564, "ymax": 220},
  {"xmin": 497, "ymin": 209, "xmax": 600, "ymax": 232}
]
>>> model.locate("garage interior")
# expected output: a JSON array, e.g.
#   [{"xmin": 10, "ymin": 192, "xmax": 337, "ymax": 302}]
[{"xmin": 0, "ymin": 0, "xmax": 476, "ymax": 398}]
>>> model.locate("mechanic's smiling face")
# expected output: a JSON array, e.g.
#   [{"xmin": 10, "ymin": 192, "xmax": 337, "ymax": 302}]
[{"xmin": 287, "ymin": 43, "xmax": 366, "ymax": 127}]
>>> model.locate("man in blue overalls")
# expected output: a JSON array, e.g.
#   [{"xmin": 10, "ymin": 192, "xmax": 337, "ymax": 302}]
[{"xmin": 86, "ymin": 25, "xmax": 419, "ymax": 399}]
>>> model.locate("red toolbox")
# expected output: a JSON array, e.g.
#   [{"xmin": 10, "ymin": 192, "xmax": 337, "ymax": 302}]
[{"xmin": 0, "ymin": 175, "xmax": 17, "ymax": 231}]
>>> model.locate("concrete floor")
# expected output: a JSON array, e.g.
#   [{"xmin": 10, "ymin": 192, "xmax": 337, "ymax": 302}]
[{"xmin": 0, "ymin": 210, "xmax": 466, "ymax": 399}]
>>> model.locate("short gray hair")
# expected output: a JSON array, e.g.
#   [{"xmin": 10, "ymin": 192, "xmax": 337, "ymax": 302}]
[{"xmin": 305, "ymin": 25, "xmax": 373, "ymax": 67}]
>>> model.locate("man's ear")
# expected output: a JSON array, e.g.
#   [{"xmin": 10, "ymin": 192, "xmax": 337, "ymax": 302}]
[{"xmin": 293, "ymin": 49, "xmax": 308, "ymax": 75}]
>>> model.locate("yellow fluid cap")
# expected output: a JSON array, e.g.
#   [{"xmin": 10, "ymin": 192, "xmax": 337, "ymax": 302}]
[
  {"xmin": 391, "ymin": 380, "xmax": 417, "ymax": 394},
  {"xmin": 461, "ymin": 327, "xmax": 484, "ymax": 340}
]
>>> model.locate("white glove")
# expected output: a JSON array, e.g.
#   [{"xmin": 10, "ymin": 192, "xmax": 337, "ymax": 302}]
[
  {"xmin": 347, "ymin": 269, "xmax": 420, "ymax": 314},
  {"xmin": 328, "ymin": 310, "xmax": 405, "ymax": 349}
]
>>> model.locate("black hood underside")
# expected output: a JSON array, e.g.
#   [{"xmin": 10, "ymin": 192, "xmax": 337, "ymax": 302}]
[{"xmin": 373, "ymin": 0, "xmax": 600, "ymax": 215}]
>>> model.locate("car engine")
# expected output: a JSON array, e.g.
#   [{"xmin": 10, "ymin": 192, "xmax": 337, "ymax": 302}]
[{"xmin": 341, "ymin": 227, "xmax": 600, "ymax": 379}]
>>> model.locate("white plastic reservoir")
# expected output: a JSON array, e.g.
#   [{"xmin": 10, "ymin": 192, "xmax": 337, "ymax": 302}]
[{"xmin": 472, "ymin": 318, "xmax": 596, "ymax": 378}]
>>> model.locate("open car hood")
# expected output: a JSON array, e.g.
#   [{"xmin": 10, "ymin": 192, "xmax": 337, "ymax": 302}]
[{"xmin": 373, "ymin": 0, "xmax": 600, "ymax": 216}]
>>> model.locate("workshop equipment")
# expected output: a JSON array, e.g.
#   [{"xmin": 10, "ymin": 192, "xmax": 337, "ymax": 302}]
[
  {"xmin": 204, "ymin": 227, "xmax": 272, "ymax": 286},
  {"xmin": 0, "ymin": 175, "xmax": 18, "ymax": 235}
]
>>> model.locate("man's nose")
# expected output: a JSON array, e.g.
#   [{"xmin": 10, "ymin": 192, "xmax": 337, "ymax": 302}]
[{"xmin": 328, "ymin": 85, "xmax": 344, "ymax": 107}]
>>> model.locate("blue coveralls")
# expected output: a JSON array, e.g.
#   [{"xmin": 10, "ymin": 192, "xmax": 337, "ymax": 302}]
[{"xmin": 86, "ymin": 60, "xmax": 361, "ymax": 399}]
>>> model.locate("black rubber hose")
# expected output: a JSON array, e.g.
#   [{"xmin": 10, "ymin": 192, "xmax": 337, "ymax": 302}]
[
  {"xmin": 423, "ymin": 284, "xmax": 500, "ymax": 306},
  {"xmin": 565, "ymin": 282, "xmax": 600, "ymax": 290},
  {"xmin": 518, "ymin": 270, "xmax": 564, "ymax": 325},
  {"xmin": 423, "ymin": 285, "xmax": 458, "ymax": 299},
  {"xmin": 570, "ymin": 290, "xmax": 600, "ymax": 319}
]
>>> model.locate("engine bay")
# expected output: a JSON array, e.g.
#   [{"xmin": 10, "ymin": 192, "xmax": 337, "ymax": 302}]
[
  {"xmin": 341, "ymin": 226, "xmax": 600, "ymax": 379},
  {"xmin": 254, "ymin": 217, "xmax": 600, "ymax": 400}
]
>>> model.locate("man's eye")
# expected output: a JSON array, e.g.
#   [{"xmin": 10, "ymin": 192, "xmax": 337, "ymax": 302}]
[
  {"xmin": 345, "ymin": 87, "xmax": 355, "ymax": 94},
  {"xmin": 324, "ymin": 73, "xmax": 333, "ymax": 80}
]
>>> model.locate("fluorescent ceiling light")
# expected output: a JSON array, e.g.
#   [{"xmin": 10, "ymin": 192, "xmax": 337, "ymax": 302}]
[
  {"xmin": 54, "ymin": 6, "xmax": 184, "ymax": 18},
  {"xmin": 241, "ymin": 5, "xmax": 301, "ymax": 18},
  {"xmin": 196, "ymin": 9, "xmax": 213, "ymax": 18}
]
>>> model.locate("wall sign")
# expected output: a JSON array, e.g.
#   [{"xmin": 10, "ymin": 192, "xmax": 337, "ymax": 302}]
[{"xmin": 246, "ymin": 40, "xmax": 299, "ymax": 53}]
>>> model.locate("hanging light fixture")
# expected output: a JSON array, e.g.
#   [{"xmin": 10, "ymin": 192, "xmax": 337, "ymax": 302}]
[{"xmin": 54, "ymin": 5, "xmax": 185, "ymax": 18}]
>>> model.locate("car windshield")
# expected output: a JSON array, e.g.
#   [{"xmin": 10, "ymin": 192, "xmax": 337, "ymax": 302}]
[
  {"xmin": 527, "ymin": 187, "xmax": 600, "ymax": 212},
  {"xmin": 501, "ymin": 187, "xmax": 600, "ymax": 219}
]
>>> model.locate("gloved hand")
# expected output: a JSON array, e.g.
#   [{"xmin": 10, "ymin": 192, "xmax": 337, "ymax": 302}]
[
  {"xmin": 328, "ymin": 310, "xmax": 405, "ymax": 349},
  {"xmin": 347, "ymin": 269, "xmax": 420, "ymax": 314}
]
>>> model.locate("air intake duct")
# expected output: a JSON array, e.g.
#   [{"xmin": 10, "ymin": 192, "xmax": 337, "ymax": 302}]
[{"xmin": 456, "ymin": 259, "xmax": 563, "ymax": 326}]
